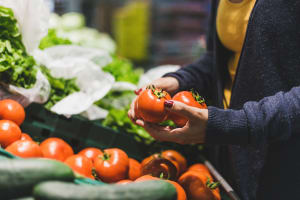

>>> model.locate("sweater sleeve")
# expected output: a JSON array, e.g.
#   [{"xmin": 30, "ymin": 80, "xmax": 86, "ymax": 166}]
[
  {"xmin": 205, "ymin": 86, "xmax": 300, "ymax": 146},
  {"xmin": 163, "ymin": 0, "xmax": 218, "ymax": 94}
]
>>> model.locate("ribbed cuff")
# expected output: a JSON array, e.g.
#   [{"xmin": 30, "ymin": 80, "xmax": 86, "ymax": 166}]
[{"xmin": 205, "ymin": 106, "xmax": 249, "ymax": 145}]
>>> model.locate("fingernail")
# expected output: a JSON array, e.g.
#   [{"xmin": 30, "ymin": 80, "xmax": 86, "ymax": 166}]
[
  {"xmin": 164, "ymin": 100, "xmax": 174, "ymax": 108},
  {"xmin": 134, "ymin": 88, "xmax": 142, "ymax": 95}
]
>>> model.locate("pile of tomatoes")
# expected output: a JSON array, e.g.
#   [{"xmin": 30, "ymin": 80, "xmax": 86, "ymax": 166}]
[
  {"xmin": 135, "ymin": 86, "xmax": 207, "ymax": 126},
  {"xmin": 0, "ymin": 99, "xmax": 219, "ymax": 200}
]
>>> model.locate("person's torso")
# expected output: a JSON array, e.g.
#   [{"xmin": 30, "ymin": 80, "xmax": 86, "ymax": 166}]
[{"xmin": 210, "ymin": 0, "xmax": 300, "ymax": 199}]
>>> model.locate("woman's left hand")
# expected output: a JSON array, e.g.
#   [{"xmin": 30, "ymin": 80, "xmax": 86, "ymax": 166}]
[{"xmin": 136, "ymin": 100, "xmax": 208, "ymax": 145}]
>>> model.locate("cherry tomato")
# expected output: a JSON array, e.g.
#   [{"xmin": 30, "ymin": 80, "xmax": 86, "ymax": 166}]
[
  {"xmin": 94, "ymin": 148, "xmax": 129, "ymax": 183},
  {"xmin": 136, "ymin": 85, "xmax": 171, "ymax": 123},
  {"xmin": 0, "ymin": 99, "xmax": 25, "ymax": 126},
  {"xmin": 0, "ymin": 120, "xmax": 21, "ymax": 148},
  {"xmin": 78, "ymin": 147, "xmax": 102, "ymax": 164},
  {"xmin": 20, "ymin": 133, "xmax": 33, "ymax": 141},
  {"xmin": 65, "ymin": 154, "xmax": 94, "ymax": 179},
  {"xmin": 169, "ymin": 90, "xmax": 207, "ymax": 127},
  {"xmin": 162, "ymin": 150, "xmax": 187, "ymax": 175},
  {"xmin": 40, "ymin": 138, "xmax": 74, "ymax": 162},
  {"xmin": 5, "ymin": 140, "xmax": 42, "ymax": 158},
  {"xmin": 128, "ymin": 158, "xmax": 142, "ymax": 180}
]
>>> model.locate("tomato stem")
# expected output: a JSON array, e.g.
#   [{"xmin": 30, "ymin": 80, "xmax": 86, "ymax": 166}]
[
  {"xmin": 101, "ymin": 153, "xmax": 110, "ymax": 161},
  {"xmin": 147, "ymin": 85, "xmax": 167, "ymax": 99},
  {"xmin": 191, "ymin": 89, "xmax": 206, "ymax": 105},
  {"xmin": 206, "ymin": 177, "xmax": 220, "ymax": 190}
]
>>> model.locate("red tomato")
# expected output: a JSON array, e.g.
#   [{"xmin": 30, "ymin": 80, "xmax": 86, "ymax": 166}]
[
  {"xmin": 0, "ymin": 99, "xmax": 25, "ymax": 126},
  {"xmin": 128, "ymin": 158, "xmax": 142, "ymax": 180},
  {"xmin": 141, "ymin": 156, "xmax": 178, "ymax": 181},
  {"xmin": 0, "ymin": 120, "xmax": 21, "ymax": 148},
  {"xmin": 169, "ymin": 91, "xmax": 207, "ymax": 127},
  {"xmin": 20, "ymin": 133, "xmax": 33, "ymax": 141},
  {"xmin": 178, "ymin": 171, "xmax": 216, "ymax": 200},
  {"xmin": 65, "ymin": 154, "xmax": 94, "ymax": 179},
  {"xmin": 5, "ymin": 140, "xmax": 42, "ymax": 158},
  {"xmin": 116, "ymin": 179, "xmax": 133, "ymax": 185},
  {"xmin": 166, "ymin": 180, "xmax": 187, "ymax": 200},
  {"xmin": 135, "ymin": 175, "xmax": 160, "ymax": 182},
  {"xmin": 162, "ymin": 150, "xmax": 187, "ymax": 175},
  {"xmin": 78, "ymin": 147, "xmax": 102, "ymax": 164},
  {"xmin": 188, "ymin": 163, "xmax": 211, "ymax": 176},
  {"xmin": 136, "ymin": 85, "xmax": 171, "ymax": 123},
  {"xmin": 94, "ymin": 148, "xmax": 129, "ymax": 183},
  {"xmin": 40, "ymin": 138, "xmax": 74, "ymax": 162}
]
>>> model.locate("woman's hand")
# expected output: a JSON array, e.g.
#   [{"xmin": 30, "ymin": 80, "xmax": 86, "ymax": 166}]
[
  {"xmin": 128, "ymin": 77, "xmax": 179, "ymax": 123},
  {"xmin": 136, "ymin": 100, "xmax": 208, "ymax": 145}
]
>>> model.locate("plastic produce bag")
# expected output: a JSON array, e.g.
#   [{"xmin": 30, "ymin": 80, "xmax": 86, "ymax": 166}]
[
  {"xmin": 0, "ymin": 0, "xmax": 51, "ymax": 105},
  {"xmin": 35, "ymin": 46, "xmax": 115, "ymax": 118},
  {"xmin": 0, "ymin": 0, "xmax": 50, "ymax": 54},
  {"xmin": 138, "ymin": 65, "xmax": 180, "ymax": 88}
]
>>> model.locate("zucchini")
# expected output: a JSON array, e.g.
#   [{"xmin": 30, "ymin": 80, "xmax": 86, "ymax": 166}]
[
  {"xmin": 33, "ymin": 180, "xmax": 177, "ymax": 200},
  {"xmin": 0, "ymin": 158, "xmax": 74, "ymax": 199}
]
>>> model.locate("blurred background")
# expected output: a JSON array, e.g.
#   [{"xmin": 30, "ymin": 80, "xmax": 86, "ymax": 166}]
[{"xmin": 46, "ymin": 0, "xmax": 211, "ymax": 69}]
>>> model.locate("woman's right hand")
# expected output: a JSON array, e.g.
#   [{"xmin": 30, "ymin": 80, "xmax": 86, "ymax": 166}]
[{"xmin": 128, "ymin": 76, "xmax": 179, "ymax": 124}]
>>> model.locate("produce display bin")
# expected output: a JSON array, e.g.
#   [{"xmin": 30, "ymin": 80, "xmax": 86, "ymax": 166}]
[{"xmin": 21, "ymin": 103, "xmax": 148, "ymax": 161}]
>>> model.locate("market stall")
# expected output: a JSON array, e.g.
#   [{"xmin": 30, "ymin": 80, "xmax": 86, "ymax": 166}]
[{"xmin": 0, "ymin": 1, "xmax": 238, "ymax": 200}]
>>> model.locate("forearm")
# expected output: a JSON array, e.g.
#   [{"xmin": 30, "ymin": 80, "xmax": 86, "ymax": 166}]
[{"xmin": 205, "ymin": 86, "xmax": 300, "ymax": 145}]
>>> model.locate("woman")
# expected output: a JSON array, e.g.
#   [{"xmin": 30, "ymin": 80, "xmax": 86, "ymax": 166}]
[{"xmin": 129, "ymin": 0, "xmax": 300, "ymax": 199}]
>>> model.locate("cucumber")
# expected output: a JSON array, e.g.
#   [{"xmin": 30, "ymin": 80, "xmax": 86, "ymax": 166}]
[
  {"xmin": 0, "ymin": 158, "xmax": 74, "ymax": 199},
  {"xmin": 33, "ymin": 180, "xmax": 177, "ymax": 200}
]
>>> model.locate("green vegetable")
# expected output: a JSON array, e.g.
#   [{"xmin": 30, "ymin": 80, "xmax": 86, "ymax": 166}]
[
  {"xmin": 101, "ymin": 106, "xmax": 154, "ymax": 145},
  {"xmin": 39, "ymin": 66, "xmax": 80, "ymax": 110},
  {"xmin": 33, "ymin": 180, "xmax": 177, "ymax": 200},
  {"xmin": 0, "ymin": 6, "xmax": 37, "ymax": 88},
  {"xmin": 0, "ymin": 158, "xmax": 74, "ymax": 199},
  {"xmin": 39, "ymin": 29, "xmax": 72, "ymax": 50},
  {"xmin": 102, "ymin": 56, "xmax": 143, "ymax": 84}
]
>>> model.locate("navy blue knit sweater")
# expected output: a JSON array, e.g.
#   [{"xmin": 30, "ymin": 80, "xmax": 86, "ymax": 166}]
[{"xmin": 165, "ymin": 0, "xmax": 300, "ymax": 199}]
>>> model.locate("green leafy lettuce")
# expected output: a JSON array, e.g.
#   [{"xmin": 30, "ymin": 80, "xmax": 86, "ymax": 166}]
[
  {"xmin": 102, "ymin": 56, "xmax": 143, "ymax": 84},
  {"xmin": 39, "ymin": 29, "xmax": 72, "ymax": 50},
  {"xmin": 0, "ymin": 6, "xmax": 37, "ymax": 88},
  {"xmin": 40, "ymin": 66, "xmax": 80, "ymax": 110}
]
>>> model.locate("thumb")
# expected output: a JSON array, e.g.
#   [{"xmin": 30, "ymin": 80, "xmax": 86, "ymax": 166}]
[{"xmin": 164, "ymin": 100, "xmax": 197, "ymax": 119}]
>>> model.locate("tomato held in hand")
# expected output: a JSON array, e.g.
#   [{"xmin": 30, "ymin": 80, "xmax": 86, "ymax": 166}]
[
  {"xmin": 136, "ymin": 85, "xmax": 171, "ymax": 123},
  {"xmin": 94, "ymin": 148, "xmax": 129, "ymax": 183},
  {"xmin": 5, "ymin": 140, "xmax": 42, "ymax": 158},
  {"xmin": 128, "ymin": 158, "xmax": 142, "ymax": 180},
  {"xmin": 20, "ymin": 133, "xmax": 33, "ymax": 141},
  {"xmin": 65, "ymin": 154, "xmax": 94, "ymax": 179},
  {"xmin": 169, "ymin": 90, "xmax": 207, "ymax": 127},
  {"xmin": 78, "ymin": 147, "xmax": 102, "ymax": 164},
  {"xmin": 40, "ymin": 138, "xmax": 74, "ymax": 162},
  {"xmin": 162, "ymin": 150, "xmax": 187, "ymax": 175},
  {"xmin": 0, "ymin": 120, "xmax": 21, "ymax": 148},
  {"xmin": 0, "ymin": 99, "xmax": 25, "ymax": 126}
]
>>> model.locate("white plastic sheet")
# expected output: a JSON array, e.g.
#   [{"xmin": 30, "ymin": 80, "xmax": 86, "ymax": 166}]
[
  {"xmin": 138, "ymin": 65, "xmax": 180, "ymax": 88},
  {"xmin": 35, "ymin": 45, "xmax": 115, "ymax": 118}
]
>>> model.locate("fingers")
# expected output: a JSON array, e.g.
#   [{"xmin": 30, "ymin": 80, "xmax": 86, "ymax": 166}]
[
  {"xmin": 142, "ymin": 122, "xmax": 185, "ymax": 144},
  {"xmin": 164, "ymin": 100, "xmax": 198, "ymax": 119}
]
